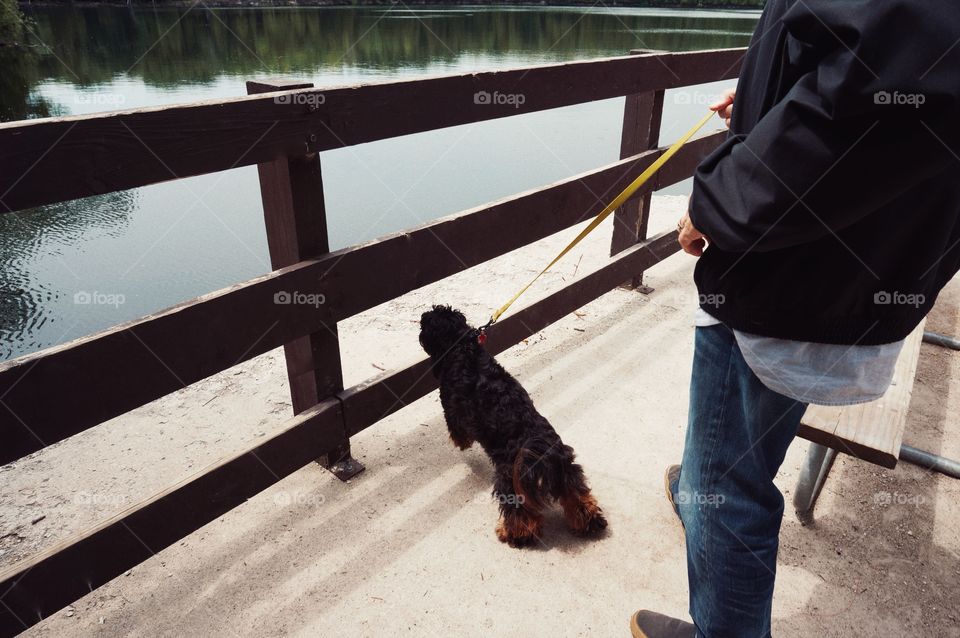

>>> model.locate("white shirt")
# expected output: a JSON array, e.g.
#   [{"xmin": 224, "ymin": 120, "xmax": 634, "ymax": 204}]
[{"xmin": 695, "ymin": 308, "xmax": 904, "ymax": 406}]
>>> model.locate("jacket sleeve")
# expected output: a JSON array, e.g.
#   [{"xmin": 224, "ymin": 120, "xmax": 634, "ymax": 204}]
[{"xmin": 689, "ymin": 0, "xmax": 960, "ymax": 253}]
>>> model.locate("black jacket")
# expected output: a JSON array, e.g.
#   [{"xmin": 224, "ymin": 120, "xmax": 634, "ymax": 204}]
[{"xmin": 690, "ymin": 0, "xmax": 960, "ymax": 345}]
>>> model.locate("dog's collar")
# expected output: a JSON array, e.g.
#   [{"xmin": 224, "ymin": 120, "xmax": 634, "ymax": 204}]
[{"xmin": 475, "ymin": 318, "xmax": 495, "ymax": 346}]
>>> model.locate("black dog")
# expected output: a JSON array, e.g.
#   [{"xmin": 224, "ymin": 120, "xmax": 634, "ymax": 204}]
[{"xmin": 419, "ymin": 305, "xmax": 607, "ymax": 547}]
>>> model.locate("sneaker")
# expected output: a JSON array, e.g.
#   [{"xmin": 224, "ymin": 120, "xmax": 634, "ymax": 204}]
[
  {"xmin": 630, "ymin": 610, "xmax": 697, "ymax": 638},
  {"xmin": 664, "ymin": 464, "xmax": 683, "ymax": 527}
]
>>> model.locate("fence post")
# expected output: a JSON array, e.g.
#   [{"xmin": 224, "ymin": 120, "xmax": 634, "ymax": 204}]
[
  {"xmin": 246, "ymin": 78, "xmax": 364, "ymax": 481},
  {"xmin": 610, "ymin": 50, "xmax": 666, "ymax": 292}
]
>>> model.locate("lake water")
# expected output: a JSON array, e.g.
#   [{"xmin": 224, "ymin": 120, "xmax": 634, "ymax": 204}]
[{"xmin": 0, "ymin": 5, "xmax": 758, "ymax": 360}]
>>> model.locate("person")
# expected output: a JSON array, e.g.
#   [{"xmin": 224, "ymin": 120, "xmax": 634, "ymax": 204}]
[{"xmin": 630, "ymin": 1, "xmax": 960, "ymax": 636}]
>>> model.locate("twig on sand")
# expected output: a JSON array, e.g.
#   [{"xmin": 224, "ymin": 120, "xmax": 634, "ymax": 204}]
[
  {"xmin": 572, "ymin": 254, "xmax": 584, "ymax": 278},
  {"xmin": 202, "ymin": 392, "xmax": 222, "ymax": 407}
]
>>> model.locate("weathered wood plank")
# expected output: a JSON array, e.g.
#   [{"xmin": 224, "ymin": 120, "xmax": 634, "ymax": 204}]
[
  {"xmin": 0, "ymin": 133, "xmax": 725, "ymax": 465},
  {"xmin": 247, "ymin": 78, "xmax": 359, "ymax": 476},
  {"xmin": 798, "ymin": 322, "xmax": 925, "ymax": 468},
  {"xmin": 0, "ymin": 49, "xmax": 744, "ymax": 212},
  {"xmin": 0, "ymin": 398, "xmax": 343, "ymax": 637},
  {"xmin": 610, "ymin": 86, "xmax": 665, "ymax": 288},
  {"xmin": 0, "ymin": 229, "xmax": 680, "ymax": 635},
  {"xmin": 247, "ymin": 80, "xmax": 346, "ymax": 413}
]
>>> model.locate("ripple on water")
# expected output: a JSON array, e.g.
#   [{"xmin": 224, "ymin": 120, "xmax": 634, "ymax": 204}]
[{"xmin": 0, "ymin": 190, "xmax": 137, "ymax": 362}]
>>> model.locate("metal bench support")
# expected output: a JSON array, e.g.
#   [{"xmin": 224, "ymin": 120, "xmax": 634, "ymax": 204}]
[
  {"xmin": 792, "ymin": 327, "xmax": 959, "ymax": 524},
  {"xmin": 794, "ymin": 441, "xmax": 960, "ymax": 525},
  {"xmin": 899, "ymin": 444, "xmax": 960, "ymax": 479},
  {"xmin": 793, "ymin": 442, "xmax": 838, "ymax": 525},
  {"xmin": 923, "ymin": 330, "xmax": 960, "ymax": 351}
]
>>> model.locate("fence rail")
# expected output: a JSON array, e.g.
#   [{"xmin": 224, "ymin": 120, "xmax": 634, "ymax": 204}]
[
  {"xmin": 0, "ymin": 130, "xmax": 725, "ymax": 465},
  {"xmin": 0, "ymin": 49, "xmax": 741, "ymax": 212},
  {"xmin": 0, "ymin": 47, "xmax": 744, "ymax": 635}
]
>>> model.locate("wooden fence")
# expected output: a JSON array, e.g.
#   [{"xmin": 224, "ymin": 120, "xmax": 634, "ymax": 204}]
[{"xmin": 0, "ymin": 48, "xmax": 743, "ymax": 635}]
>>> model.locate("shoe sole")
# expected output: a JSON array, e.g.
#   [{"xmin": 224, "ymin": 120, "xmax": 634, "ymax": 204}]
[
  {"xmin": 663, "ymin": 466, "xmax": 685, "ymax": 531},
  {"xmin": 630, "ymin": 611, "xmax": 650, "ymax": 638}
]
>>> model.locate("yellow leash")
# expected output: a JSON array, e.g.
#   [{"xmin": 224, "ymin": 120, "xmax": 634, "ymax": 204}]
[{"xmin": 485, "ymin": 109, "xmax": 716, "ymax": 327}]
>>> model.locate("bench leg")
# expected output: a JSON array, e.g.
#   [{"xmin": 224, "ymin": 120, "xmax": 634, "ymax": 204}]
[
  {"xmin": 793, "ymin": 443, "xmax": 838, "ymax": 525},
  {"xmin": 899, "ymin": 444, "xmax": 960, "ymax": 479},
  {"xmin": 922, "ymin": 330, "xmax": 960, "ymax": 351}
]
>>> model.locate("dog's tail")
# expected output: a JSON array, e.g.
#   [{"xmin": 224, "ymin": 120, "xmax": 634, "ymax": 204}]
[{"xmin": 512, "ymin": 433, "xmax": 576, "ymax": 510}]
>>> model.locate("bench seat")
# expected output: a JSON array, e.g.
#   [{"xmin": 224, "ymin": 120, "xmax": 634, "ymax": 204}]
[{"xmin": 797, "ymin": 320, "xmax": 925, "ymax": 469}]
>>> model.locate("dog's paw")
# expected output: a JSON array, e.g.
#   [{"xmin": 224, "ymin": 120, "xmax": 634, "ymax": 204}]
[
  {"xmin": 496, "ymin": 528, "xmax": 539, "ymax": 548},
  {"xmin": 449, "ymin": 434, "xmax": 474, "ymax": 450},
  {"xmin": 561, "ymin": 492, "xmax": 608, "ymax": 537},
  {"xmin": 577, "ymin": 510, "xmax": 609, "ymax": 537},
  {"xmin": 496, "ymin": 519, "xmax": 541, "ymax": 548}
]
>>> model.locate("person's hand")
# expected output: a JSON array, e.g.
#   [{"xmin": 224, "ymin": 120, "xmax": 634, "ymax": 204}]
[
  {"xmin": 677, "ymin": 211, "xmax": 708, "ymax": 257},
  {"xmin": 710, "ymin": 89, "xmax": 735, "ymax": 128}
]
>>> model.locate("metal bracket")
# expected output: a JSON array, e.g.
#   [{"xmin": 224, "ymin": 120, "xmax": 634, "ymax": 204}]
[
  {"xmin": 315, "ymin": 396, "xmax": 365, "ymax": 481},
  {"xmin": 318, "ymin": 444, "xmax": 365, "ymax": 481},
  {"xmin": 326, "ymin": 454, "xmax": 366, "ymax": 482},
  {"xmin": 617, "ymin": 281, "xmax": 655, "ymax": 294}
]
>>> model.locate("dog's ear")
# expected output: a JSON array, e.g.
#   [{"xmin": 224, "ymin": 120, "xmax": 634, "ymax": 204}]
[
  {"xmin": 449, "ymin": 307, "xmax": 468, "ymax": 327},
  {"xmin": 419, "ymin": 305, "xmax": 474, "ymax": 358}
]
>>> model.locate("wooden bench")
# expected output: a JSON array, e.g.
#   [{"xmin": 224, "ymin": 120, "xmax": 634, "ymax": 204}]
[{"xmin": 792, "ymin": 321, "xmax": 925, "ymax": 522}]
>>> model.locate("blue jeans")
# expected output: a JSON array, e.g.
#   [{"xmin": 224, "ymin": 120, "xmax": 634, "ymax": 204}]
[{"xmin": 679, "ymin": 324, "xmax": 808, "ymax": 637}]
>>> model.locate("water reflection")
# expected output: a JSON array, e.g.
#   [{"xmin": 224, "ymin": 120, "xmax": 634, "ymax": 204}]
[
  {"xmin": 16, "ymin": 6, "xmax": 754, "ymax": 94},
  {"xmin": 0, "ymin": 190, "xmax": 138, "ymax": 359}
]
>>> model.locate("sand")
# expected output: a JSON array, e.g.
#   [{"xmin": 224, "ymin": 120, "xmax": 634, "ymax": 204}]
[{"xmin": 2, "ymin": 195, "xmax": 959, "ymax": 637}]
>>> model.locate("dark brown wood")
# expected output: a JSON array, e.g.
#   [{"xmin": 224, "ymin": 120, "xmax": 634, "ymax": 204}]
[
  {"xmin": 610, "ymin": 87, "xmax": 665, "ymax": 288},
  {"xmin": 246, "ymin": 81, "xmax": 344, "ymax": 408},
  {"xmin": 0, "ymin": 399, "xmax": 344, "ymax": 637},
  {"xmin": 245, "ymin": 79, "xmax": 314, "ymax": 96},
  {"xmin": 255, "ymin": 153, "xmax": 344, "ymax": 405},
  {"xmin": 246, "ymin": 78, "xmax": 359, "ymax": 478},
  {"xmin": 0, "ymin": 228, "xmax": 683, "ymax": 637},
  {"xmin": 0, "ymin": 132, "xmax": 727, "ymax": 466},
  {"xmin": 796, "ymin": 424, "xmax": 897, "ymax": 469},
  {"xmin": 0, "ymin": 49, "xmax": 744, "ymax": 213}
]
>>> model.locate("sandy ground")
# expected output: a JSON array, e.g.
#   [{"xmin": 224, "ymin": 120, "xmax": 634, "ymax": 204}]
[{"xmin": 2, "ymin": 195, "xmax": 959, "ymax": 637}]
